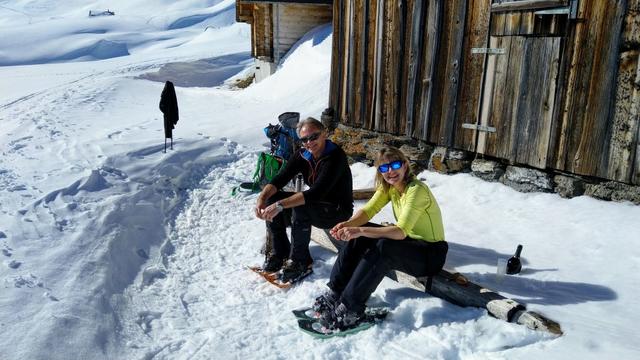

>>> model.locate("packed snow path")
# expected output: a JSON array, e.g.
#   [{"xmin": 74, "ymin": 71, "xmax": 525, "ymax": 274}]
[{"xmin": 115, "ymin": 155, "xmax": 552, "ymax": 360}]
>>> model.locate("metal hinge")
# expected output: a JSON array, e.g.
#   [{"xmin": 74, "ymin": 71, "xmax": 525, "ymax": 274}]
[
  {"xmin": 462, "ymin": 123, "xmax": 496, "ymax": 133},
  {"xmin": 471, "ymin": 48, "xmax": 505, "ymax": 55}
]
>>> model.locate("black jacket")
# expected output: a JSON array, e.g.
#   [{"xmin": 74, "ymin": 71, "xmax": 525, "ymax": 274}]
[
  {"xmin": 270, "ymin": 140, "xmax": 353, "ymax": 212},
  {"xmin": 159, "ymin": 81, "xmax": 179, "ymax": 138}
]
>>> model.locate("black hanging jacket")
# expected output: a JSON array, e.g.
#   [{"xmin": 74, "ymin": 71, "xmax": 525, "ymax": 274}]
[{"xmin": 159, "ymin": 81, "xmax": 179, "ymax": 138}]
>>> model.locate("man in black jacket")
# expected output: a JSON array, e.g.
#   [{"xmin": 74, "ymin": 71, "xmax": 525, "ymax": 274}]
[{"xmin": 255, "ymin": 117, "xmax": 353, "ymax": 282}]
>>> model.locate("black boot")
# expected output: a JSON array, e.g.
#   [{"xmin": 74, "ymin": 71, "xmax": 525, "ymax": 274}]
[{"xmin": 262, "ymin": 255, "xmax": 284, "ymax": 273}]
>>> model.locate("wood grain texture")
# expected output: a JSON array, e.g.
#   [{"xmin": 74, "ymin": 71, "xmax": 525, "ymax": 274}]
[
  {"xmin": 491, "ymin": 0, "xmax": 568, "ymax": 12},
  {"xmin": 453, "ymin": 0, "xmax": 491, "ymax": 152},
  {"xmin": 552, "ymin": 0, "xmax": 627, "ymax": 177}
]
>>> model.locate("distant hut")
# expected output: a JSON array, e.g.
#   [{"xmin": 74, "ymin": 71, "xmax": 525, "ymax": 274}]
[{"xmin": 236, "ymin": 0, "xmax": 332, "ymax": 82}]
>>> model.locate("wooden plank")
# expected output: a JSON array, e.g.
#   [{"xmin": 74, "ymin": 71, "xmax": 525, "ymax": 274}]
[
  {"xmin": 363, "ymin": 0, "xmax": 378, "ymax": 130},
  {"xmin": 513, "ymin": 37, "xmax": 560, "ymax": 168},
  {"xmin": 236, "ymin": 2, "xmax": 254, "ymax": 23},
  {"xmin": 352, "ymin": 0, "xmax": 365, "ymax": 127},
  {"xmin": 339, "ymin": 0, "xmax": 351, "ymax": 124},
  {"xmin": 483, "ymin": 36, "xmax": 519, "ymax": 159},
  {"xmin": 426, "ymin": 0, "xmax": 463, "ymax": 145},
  {"xmin": 353, "ymin": 188, "xmax": 376, "ymax": 200},
  {"xmin": 552, "ymin": 0, "xmax": 627, "ymax": 177},
  {"xmin": 403, "ymin": 0, "xmax": 424, "ymax": 137},
  {"xmin": 475, "ymin": 35, "xmax": 499, "ymax": 155},
  {"xmin": 373, "ymin": 0, "xmax": 385, "ymax": 130},
  {"xmin": 440, "ymin": 0, "xmax": 467, "ymax": 147},
  {"xmin": 414, "ymin": 0, "xmax": 443, "ymax": 141},
  {"xmin": 394, "ymin": 0, "xmax": 407, "ymax": 135},
  {"xmin": 379, "ymin": 0, "xmax": 393, "ymax": 132},
  {"xmin": 608, "ymin": 50, "xmax": 640, "ymax": 183},
  {"xmin": 491, "ymin": 0, "xmax": 568, "ymax": 12},
  {"xmin": 503, "ymin": 11, "xmax": 522, "ymax": 35},
  {"xmin": 490, "ymin": 12, "xmax": 506, "ymax": 36},
  {"xmin": 519, "ymin": 10, "xmax": 536, "ymax": 34},
  {"xmin": 310, "ymin": 227, "xmax": 563, "ymax": 336},
  {"xmin": 328, "ymin": 1, "xmax": 341, "ymax": 113},
  {"xmin": 380, "ymin": 0, "xmax": 403, "ymax": 134},
  {"xmin": 253, "ymin": 4, "xmax": 274, "ymax": 60},
  {"xmin": 550, "ymin": 1, "xmax": 584, "ymax": 171},
  {"xmin": 267, "ymin": 4, "xmax": 330, "ymax": 58},
  {"xmin": 454, "ymin": 0, "xmax": 491, "ymax": 152},
  {"xmin": 345, "ymin": 0, "xmax": 356, "ymax": 125},
  {"xmin": 358, "ymin": 0, "xmax": 370, "ymax": 129},
  {"xmin": 503, "ymin": 37, "xmax": 526, "ymax": 161}
]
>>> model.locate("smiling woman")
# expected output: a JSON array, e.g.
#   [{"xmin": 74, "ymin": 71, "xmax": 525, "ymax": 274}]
[{"xmin": 311, "ymin": 146, "xmax": 448, "ymax": 331}]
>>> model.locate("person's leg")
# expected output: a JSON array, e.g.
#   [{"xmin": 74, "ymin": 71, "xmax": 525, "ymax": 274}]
[
  {"xmin": 289, "ymin": 205, "xmax": 313, "ymax": 265},
  {"xmin": 327, "ymin": 236, "xmax": 377, "ymax": 295},
  {"xmin": 289, "ymin": 201, "xmax": 352, "ymax": 265},
  {"xmin": 381, "ymin": 239, "xmax": 448, "ymax": 277},
  {"xmin": 264, "ymin": 191, "xmax": 294, "ymax": 260},
  {"xmin": 338, "ymin": 238, "xmax": 388, "ymax": 314},
  {"xmin": 338, "ymin": 238, "xmax": 447, "ymax": 313}
]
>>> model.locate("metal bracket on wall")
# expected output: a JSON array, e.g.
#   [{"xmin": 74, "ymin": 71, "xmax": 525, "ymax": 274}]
[
  {"xmin": 462, "ymin": 123, "xmax": 496, "ymax": 133},
  {"xmin": 471, "ymin": 48, "xmax": 505, "ymax": 55}
]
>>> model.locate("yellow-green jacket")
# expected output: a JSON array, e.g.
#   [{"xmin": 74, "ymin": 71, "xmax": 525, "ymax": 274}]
[{"xmin": 361, "ymin": 178, "xmax": 445, "ymax": 242}]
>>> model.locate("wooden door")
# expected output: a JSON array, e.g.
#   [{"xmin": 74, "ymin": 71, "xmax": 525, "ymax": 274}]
[{"xmin": 477, "ymin": 36, "xmax": 560, "ymax": 168}]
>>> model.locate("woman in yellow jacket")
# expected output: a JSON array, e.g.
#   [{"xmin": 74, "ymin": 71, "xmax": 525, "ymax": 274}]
[{"xmin": 315, "ymin": 146, "xmax": 448, "ymax": 330}]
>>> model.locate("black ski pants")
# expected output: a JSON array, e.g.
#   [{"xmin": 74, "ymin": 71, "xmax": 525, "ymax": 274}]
[
  {"xmin": 266, "ymin": 191, "xmax": 352, "ymax": 266},
  {"xmin": 327, "ymin": 225, "xmax": 448, "ymax": 314}
]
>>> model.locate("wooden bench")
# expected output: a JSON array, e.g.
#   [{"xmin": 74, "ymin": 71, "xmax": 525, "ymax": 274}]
[{"xmin": 310, "ymin": 226, "xmax": 563, "ymax": 335}]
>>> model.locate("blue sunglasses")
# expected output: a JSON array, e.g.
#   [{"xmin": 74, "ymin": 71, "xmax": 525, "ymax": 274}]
[{"xmin": 378, "ymin": 160, "xmax": 403, "ymax": 173}]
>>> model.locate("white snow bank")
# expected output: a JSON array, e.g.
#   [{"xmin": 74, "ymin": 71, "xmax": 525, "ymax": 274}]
[{"xmin": 2, "ymin": 137, "xmax": 240, "ymax": 359}]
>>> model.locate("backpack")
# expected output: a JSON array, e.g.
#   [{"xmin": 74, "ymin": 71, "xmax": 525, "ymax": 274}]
[
  {"xmin": 264, "ymin": 112, "xmax": 301, "ymax": 160},
  {"xmin": 231, "ymin": 112, "xmax": 301, "ymax": 196}
]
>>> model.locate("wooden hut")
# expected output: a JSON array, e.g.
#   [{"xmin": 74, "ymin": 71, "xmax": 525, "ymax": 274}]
[
  {"xmin": 329, "ymin": 0, "xmax": 640, "ymax": 186},
  {"xmin": 236, "ymin": 0, "xmax": 332, "ymax": 82}
]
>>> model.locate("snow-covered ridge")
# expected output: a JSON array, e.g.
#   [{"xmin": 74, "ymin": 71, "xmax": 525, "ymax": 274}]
[{"xmin": 0, "ymin": 0, "xmax": 236, "ymax": 65}]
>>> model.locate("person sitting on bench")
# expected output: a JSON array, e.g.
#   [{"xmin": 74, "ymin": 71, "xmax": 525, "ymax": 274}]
[{"xmin": 312, "ymin": 146, "xmax": 448, "ymax": 330}]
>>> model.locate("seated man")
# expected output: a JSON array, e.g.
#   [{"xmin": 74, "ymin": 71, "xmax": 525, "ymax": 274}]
[{"xmin": 255, "ymin": 117, "xmax": 353, "ymax": 283}]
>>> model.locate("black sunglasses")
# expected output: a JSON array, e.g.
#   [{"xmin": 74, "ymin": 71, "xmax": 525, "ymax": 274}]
[
  {"xmin": 378, "ymin": 160, "xmax": 403, "ymax": 173},
  {"xmin": 300, "ymin": 132, "xmax": 322, "ymax": 144}
]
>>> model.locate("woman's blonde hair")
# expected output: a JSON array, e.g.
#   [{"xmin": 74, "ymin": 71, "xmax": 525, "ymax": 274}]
[{"xmin": 374, "ymin": 146, "xmax": 415, "ymax": 191}]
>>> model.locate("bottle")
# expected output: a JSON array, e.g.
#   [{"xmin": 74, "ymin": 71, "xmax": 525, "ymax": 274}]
[{"xmin": 506, "ymin": 244, "xmax": 523, "ymax": 275}]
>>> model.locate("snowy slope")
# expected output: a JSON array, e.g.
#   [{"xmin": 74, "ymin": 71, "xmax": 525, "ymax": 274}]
[{"xmin": 1, "ymin": 1, "xmax": 640, "ymax": 360}]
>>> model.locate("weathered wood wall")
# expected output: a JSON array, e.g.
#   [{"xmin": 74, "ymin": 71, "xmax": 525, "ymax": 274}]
[
  {"xmin": 236, "ymin": 1, "xmax": 331, "ymax": 62},
  {"xmin": 329, "ymin": 0, "xmax": 640, "ymax": 185},
  {"xmin": 237, "ymin": 3, "xmax": 273, "ymax": 60},
  {"xmin": 550, "ymin": 0, "xmax": 628, "ymax": 180},
  {"xmin": 273, "ymin": 4, "xmax": 332, "ymax": 61}
]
